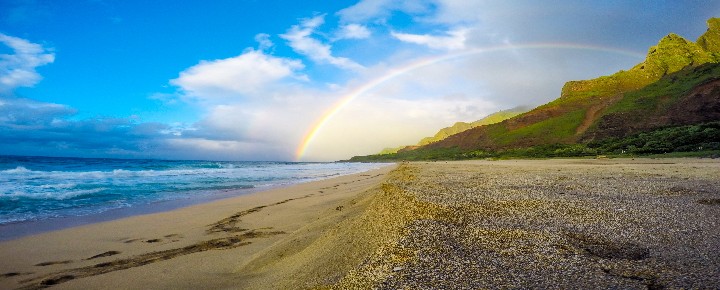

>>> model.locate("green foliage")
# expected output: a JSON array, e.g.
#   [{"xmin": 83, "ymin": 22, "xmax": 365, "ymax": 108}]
[
  {"xmin": 558, "ymin": 25, "xmax": 719, "ymax": 104},
  {"xmin": 593, "ymin": 62, "xmax": 720, "ymax": 135},
  {"xmin": 489, "ymin": 109, "xmax": 587, "ymax": 145},
  {"xmin": 462, "ymin": 144, "xmax": 600, "ymax": 159},
  {"xmin": 376, "ymin": 107, "xmax": 528, "ymax": 155},
  {"xmin": 588, "ymin": 122, "xmax": 720, "ymax": 154},
  {"xmin": 350, "ymin": 147, "xmax": 465, "ymax": 162},
  {"xmin": 350, "ymin": 122, "xmax": 720, "ymax": 161},
  {"xmin": 644, "ymin": 34, "xmax": 715, "ymax": 76},
  {"xmin": 416, "ymin": 107, "xmax": 528, "ymax": 146},
  {"xmin": 378, "ymin": 146, "xmax": 405, "ymax": 155},
  {"xmin": 696, "ymin": 18, "xmax": 720, "ymax": 58},
  {"xmin": 362, "ymin": 18, "xmax": 720, "ymax": 160}
]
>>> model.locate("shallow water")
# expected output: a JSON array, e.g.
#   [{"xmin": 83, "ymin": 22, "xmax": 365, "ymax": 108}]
[{"xmin": 0, "ymin": 155, "xmax": 386, "ymax": 225}]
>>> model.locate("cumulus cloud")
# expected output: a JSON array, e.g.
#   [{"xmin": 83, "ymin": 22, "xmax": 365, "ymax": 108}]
[
  {"xmin": 0, "ymin": 33, "xmax": 55, "ymax": 94},
  {"xmin": 164, "ymin": 41, "xmax": 336, "ymax": 160},
  {"xmin": 170, "ymin": 49, "xmax": 305, "ymax": 101},
  {"xmin": 336, "ymin": 24, "xmax": 372, "ymax": 39},
  {"xmin": 391, "ymin": 28, "xmax": 468, "ymax": 50},
  {"xmin": 280, "ymin": 15, "xmax": 365, "ymax": 71}
]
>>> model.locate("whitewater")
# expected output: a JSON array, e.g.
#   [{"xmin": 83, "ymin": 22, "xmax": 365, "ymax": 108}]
[{"xmin": 0, "ymin": 155, "xmax": 386, "ymax": 226}]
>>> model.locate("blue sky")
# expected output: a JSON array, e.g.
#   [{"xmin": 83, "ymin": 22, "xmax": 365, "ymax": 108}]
[{"xmin": 1, "ymin": 1, "xmax": 719, "ymax": 161}]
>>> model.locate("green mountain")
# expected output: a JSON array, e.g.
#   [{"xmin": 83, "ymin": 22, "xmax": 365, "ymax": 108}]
[
  {"xmin": 416, "ymin": 107, "xmax": 529, "ymax": 146},
  {"xmin": 353, "ymin": 18, "xmax": 720, "ymax": 161},
  {"xmin": 377, "ymin": 107, "xmax": 527, "ymax": 154}
]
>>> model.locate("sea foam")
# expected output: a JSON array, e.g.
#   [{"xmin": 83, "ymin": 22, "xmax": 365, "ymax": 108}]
[{"xmin": 0, "ymin": 156, "xmax": 388, "ymax": 225}]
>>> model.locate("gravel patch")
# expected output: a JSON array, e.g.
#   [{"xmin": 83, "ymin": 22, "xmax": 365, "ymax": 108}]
[{"xmin": 342, "ymin": 159, "xmax": 720, "ymax": 289}]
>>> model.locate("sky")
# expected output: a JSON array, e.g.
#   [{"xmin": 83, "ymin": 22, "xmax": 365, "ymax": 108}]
[{"xmin": 0, "ymin": 1, "xmax": 718, "ymax": 161}]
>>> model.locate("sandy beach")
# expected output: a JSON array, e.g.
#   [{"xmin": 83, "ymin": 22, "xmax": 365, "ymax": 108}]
[
  {"xmin": 0, "ymin": 165, "xmax": 396, "ymax": 289},
  {"xmin": 2, "ymin": 158, "xmax": 720, "ymax": 289}
]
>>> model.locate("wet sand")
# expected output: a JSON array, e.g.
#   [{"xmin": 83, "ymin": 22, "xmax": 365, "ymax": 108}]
[
  {"xmin": 2, "ymin": 158, "xmax": 720, "ymax": 289},
  {"xmin": 0, "ymin": 165, "xmax": 395, "ymax": 289}
]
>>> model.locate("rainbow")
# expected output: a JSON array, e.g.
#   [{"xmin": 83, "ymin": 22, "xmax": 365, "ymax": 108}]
[{"xmin": 294, "ymin": 43, "xmax": 645, "ymax": 161}]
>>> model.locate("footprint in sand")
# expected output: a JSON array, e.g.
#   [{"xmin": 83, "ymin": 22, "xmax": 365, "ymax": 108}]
[
  {"xmin": 34, "ymin": 260, "xmax": 73, "ymax": 267},
  {"xmin": 164, "ymin": 234, "xmax": 184, "ymax": 242},
  {"xmin": 124, "ymin": 234, "xmax": 182, "ymax": 245},
  {"xmin": 39, "ymin": 274, "xmax": 75, "ymax": 286},
  {"xmin": 0, "ymin": 272, "xmax": 33, "ymax": 278},
  {"xmin": 85, "ymin": 251, "xmax": 121, "ymax": 260}
]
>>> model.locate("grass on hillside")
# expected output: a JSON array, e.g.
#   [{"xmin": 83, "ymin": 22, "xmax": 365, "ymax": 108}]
[
  {"xmin": 603, "ymin": 63, "xmax": 720, "ymax": 116},
  {"xmin": 489, "ymin": 109, "xmax": 587, "ymax": 145},
  {"xmin": 349, "ymin": 122, "xmax": 720, "ymax": 162}
]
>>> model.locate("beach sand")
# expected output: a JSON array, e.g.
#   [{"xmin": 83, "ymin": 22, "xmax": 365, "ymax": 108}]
[
  {"xmin": 0, "ymin": 165, "xmax": 396, "ymax": 289},
  {"xmin": 2, "ymin": 158, "xmax": 720, "ymax": 289}
]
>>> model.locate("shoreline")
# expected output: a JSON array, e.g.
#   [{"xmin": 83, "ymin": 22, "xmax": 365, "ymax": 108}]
[
  {"xmin": 0, "ymin": 164, "xmax": 397, "ymax": 289},
  {"xmin": 0, "ymin": 165, "xmax": 390, "ymax": 242},
  {"xmin": 0, "ymin": 185, "xmax": 267, "ymax": 242},
  {"xmin": 2, "ymin": 158, "xmax": 719, "ymax": 289}
]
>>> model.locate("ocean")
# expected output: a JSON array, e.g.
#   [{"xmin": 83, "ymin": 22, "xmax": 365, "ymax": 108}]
[{"xmin": 0, "ymin": 155, "xmax": 387, "ymax": 228}]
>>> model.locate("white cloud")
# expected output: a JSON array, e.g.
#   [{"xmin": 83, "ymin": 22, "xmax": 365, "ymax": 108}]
[
  {"xmin": 172, "ymin": 85, "xmax": 332, "ymax": 161},
  {"xmin": 391, "ymin": 28, "xmax": 468, "ymax": 50},
  {"xmin": 170, "ymin": 49, "xmax": 304, "ymax": 100},
  {"xmin": 280, "ymin": 15, "xmax": 365, "ymax": 71},
  {"xmin": 168, "ymin": 49, "xmax": 331, "ymax": 159},
  {"xmin": 336, "ymin": 24, "xmax": 372, "ymax": 39},
  {"xmin": 254, "ymin": 33, "xmax": 274, "ymax": 51},
  {"xmin": 0, "ymin": 33, "xmax": 55, "ymax": 94}
]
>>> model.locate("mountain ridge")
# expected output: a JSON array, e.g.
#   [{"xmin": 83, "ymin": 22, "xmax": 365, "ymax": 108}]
[
  {"xmin": 377, "ymin": 106, "xmax": 528, "ymax": 154},
  {"xmin": 421, "ymin": 17, "xmax": 720, "ymax": 152},
  {"xmin": 352, "ymin": 17, "xmax": 720, "ymax": 161}
]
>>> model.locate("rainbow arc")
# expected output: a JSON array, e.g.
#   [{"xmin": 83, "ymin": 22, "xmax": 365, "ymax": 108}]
[{"xmin": 295, "ymin": 43, "xmax": 645, "ymax": 161}]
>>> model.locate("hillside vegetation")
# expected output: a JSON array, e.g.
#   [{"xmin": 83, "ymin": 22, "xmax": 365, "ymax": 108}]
[
  {"xmin": 352, "ymin": 18, "xmax": 720, "ymax": 161},
  {"xmin": 377, "ymin": 107, "xmax": 527, "ymax": 154}
]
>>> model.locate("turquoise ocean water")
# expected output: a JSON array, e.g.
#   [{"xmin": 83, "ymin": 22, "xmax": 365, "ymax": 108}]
[{"xmin": 0, "ymin": 155, "xmax": 386, "ymax": 226}]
